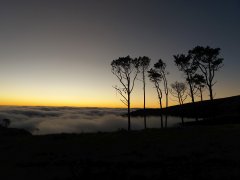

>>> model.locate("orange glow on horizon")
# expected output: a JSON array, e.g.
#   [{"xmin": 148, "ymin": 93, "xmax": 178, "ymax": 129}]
[
  {"xmin": 0, "ymin": 97, "xmax": 176, "ymax": 108},
  {"xmin": 1, "ymin": 84, "xmax": 234, "ymax": 108}
]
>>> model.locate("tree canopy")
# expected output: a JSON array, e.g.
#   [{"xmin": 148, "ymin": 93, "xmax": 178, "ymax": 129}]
[{"xmin": 189, "ymin": 46, "xmax": 224, "ymax": 100}]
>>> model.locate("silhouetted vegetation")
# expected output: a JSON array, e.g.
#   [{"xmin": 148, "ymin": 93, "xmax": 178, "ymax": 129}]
[
  {"xmin": 138, "ymin": 56, "xmax": 151, "ymax": 129},
  {"xmin": 192, "ymin": 74, "xmax": 206, "ymax": 101},
  {"xmin": 189, "ymin": 46, "xmax": 224, "ymax": 101},
  {"xmin": 154, "ymin": 59, "xmax": 169, "ymax": 127},
  {"xmin": 111, "ymin": 56, "xmax": 140, "ymax": 131},
  {"xmin": 111, "ymin": 45, "xmax": 226, "ymax": 130},
  {"xmin": 170, "ymin": 81, "xmax": 188, "ymax": 105},
  {"xmin": 148, "ymin": 68, "xmax": 163, "ymax": 109},
  {"xmin": 174, "ymin": 54, "xmax": 198, "ymax": 103},
  {"xmin": 148, "ymin": 68, "xmax": 165, "ymax": 127},
  {"xmin": 153, "ymin": 59, "xmax": 169, "ymax": 108}
]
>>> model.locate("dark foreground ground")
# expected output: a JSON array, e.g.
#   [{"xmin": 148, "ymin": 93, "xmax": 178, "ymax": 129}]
[{"xmin": 1, "ymin": 123, "xmax": 240, "ymax": 180}]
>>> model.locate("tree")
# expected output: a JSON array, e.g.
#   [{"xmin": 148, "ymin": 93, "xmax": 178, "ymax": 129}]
[
  {"xmin": 173, "ymin": 54, "xmax": 198, "ymax": 103},
  {"xmin": 170, "ymin": 81, "xmax": 188, "ymax": 125},
  {"xmin": 0, "ymin": 119, "xmax": 11, "ymax": 128},
  {"xmin": 154, "ymin": 59, "xmax": 169, "ymax": 108},
  {"xmin": 148, "ymin": 68, "xmax": 163, "ymax": 108},
  {"xmin": 148, "ymin": 68, "xmax": 164, "ymax": 128},
  {"xmin": 138, "ymin": 56, "xmax": 151, "ymax": 129},
  {"xmin": 189, "ymin": 46, "xmax": 224, "ymax": 101},
  {"xmin": 170, "ymin": 81, "xmax": 188, "ymax": 105},
  {"xmin": 192, "ymin": 74, "xmax": 206, "ymax": 101},
  {"xmin": 153, "ymin": 59, "xmax": 169, "ymax": 128},
  {"xmin": 111, "ymin": 56, "xmax": 140, "ymax": 131}
]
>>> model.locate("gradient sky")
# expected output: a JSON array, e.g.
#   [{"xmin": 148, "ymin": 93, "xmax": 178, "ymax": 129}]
[{"xmin": 0, "ymin": 0, "xmax": 239, "ymax": 107}]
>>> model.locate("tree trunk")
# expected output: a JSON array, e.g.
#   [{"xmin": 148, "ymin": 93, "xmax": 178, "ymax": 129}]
[
  {"xmin": 160, "ymin": 99, "xmax": 162, "ymax": 109},
  {"xmin": 160, "ymin": 114, "xmax": 163, "ymax": 128},
  {"xmin": 200, "ymin": 87, "xmax": 203, "ymax": 101},
  {"xmin": 189, "ymin": 83, "xmax": 195, "ymax": 103},
  {"xmin": 143, "ymin": 70, "xmax": 147, "ymax": 129},
  {"xmin": 159, "ymin": 99, "xmax": 163, "ymax": 128},
  {"xmin": 178, "ymin": 95, "xmax": 182, "ymax": 105},
  {"xmin": 166, "ymin": 93, "xmax": 168, "ymax": 108},
  {"xmin": 143, "ymin": 71, "xmax": 146, "ymax": 110},
  {"xmin": 127, "ymin": 77, "xmax": 131, "ymax": 131},
  {"xmin": 208, "ymin": 62, "xmax": 214, "ymax": 101},
  {"xmin": 165, "ymin": 115, "xmax": 168, "ymax": 128},
  {"xmin": 209, "ymin": 85, "xmax": 213, "ymax": 101},
  {"xmin": 128, "ymin": 92, "xmax": 131, "ymax": 131}
]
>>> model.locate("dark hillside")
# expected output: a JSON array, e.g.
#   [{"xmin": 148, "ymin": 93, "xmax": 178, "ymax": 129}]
[{"xmin": 131, "ymin": 95, "xmax": 240, "ymax": 119}]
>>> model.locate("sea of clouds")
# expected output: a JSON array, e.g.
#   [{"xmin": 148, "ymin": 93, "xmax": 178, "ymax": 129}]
[{"xmin": 0, "ymin": 106, "xmax": 188, "ymax": 134}]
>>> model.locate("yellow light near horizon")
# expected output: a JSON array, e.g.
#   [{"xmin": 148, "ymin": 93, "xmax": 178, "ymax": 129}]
[
  {"xmin": 0, "ymin": 93, "xmax": 126, "ymax": 108},
  {"xmin": 0, "ymin": 99, "xmax": 175, "ymax": 108},
  {"xmin": 0, "ymin": 88, "xmax": 177, "ymax": 108},
  {"xmin": 0, "ymin": 96, "xmax": 160, "ymax": 108},
  {"xmin": 0, "ymin": 81, "xmax": 180, "ymax": 108}
]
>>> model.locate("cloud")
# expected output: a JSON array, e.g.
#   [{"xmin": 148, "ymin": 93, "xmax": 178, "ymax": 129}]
[
  {"xmin": 0, "ymin": 106, "xmax": 189, "ymax": 134},
  {"xmin": 0, "ymin": 106, "xmax": 130, "ymax": 134}
]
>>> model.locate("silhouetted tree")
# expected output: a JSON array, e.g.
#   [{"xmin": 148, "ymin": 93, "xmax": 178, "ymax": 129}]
[
  {"xmin": 148, "ymin": 68, "xmax": 164, "ymax": 128},
  {"xmin": 148, "ymin": 68, "xmax": 163, "ymax": 109},
  {"xmin": 111, "ymin": 56, "xmax": 140, "ymax": 131},
  {"xmin": 153, "ymin": 59, "xmax": 169, "ymax": 128},
  {"xmin": 154, "ymin": 59, "xmax": 169, "ymax": 108},
  {"xmin": 138, "ymin": 56, "xmax": 151, "ymax": 129},
  {"xmin": 189, "ymin": 46, "xmax": 224, "ymax": 101},
  {"xmin": 173, "ymin": 54, "xmax": 198, "ymax": 103},
  {"xmin": 170, "ymin": 81, "xmax": 188, "ymax": 105},
  {"xmin": 192, "ymin": 74, "xmax": 206, "ymax": 101}
]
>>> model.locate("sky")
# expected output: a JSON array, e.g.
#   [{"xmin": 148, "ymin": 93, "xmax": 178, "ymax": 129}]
[{"xmin": 0, "ymin": 0, "xmax": 239, "ymax": 108}]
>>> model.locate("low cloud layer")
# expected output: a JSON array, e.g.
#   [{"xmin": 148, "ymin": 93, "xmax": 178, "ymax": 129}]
[{"xmin": 0, "ymin": 106, "xmax": 188, "ymax": 134}]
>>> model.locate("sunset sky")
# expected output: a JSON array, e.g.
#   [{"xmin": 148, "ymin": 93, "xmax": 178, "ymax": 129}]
[{"xmin": 0, "ymin": 0, "xmax": 239, "ymax": 108}]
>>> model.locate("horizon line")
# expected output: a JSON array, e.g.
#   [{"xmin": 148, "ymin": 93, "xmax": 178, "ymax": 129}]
[{"xmin": 0, "ymin": 95, "xmax": 238, "ymax": 109}]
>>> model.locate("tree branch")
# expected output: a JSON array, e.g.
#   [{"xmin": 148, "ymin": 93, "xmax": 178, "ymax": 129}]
[
  {"xmin": 120, "ymin": 99, "xmax": 128, "ymax": 106},
  {"xmin": 130, "ymin": 71, "xmax": 139, "ymax": 93},
  {"xmin": 113, "ymin": 86, "xmax": 128, "ymax": 102}
]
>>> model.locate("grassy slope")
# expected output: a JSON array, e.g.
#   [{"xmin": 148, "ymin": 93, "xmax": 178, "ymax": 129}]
[{"xmin": 1, "ymin": 125, "xmax": 240, "ymax": 179}]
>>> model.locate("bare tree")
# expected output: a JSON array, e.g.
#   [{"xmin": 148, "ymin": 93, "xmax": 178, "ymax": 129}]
[
  {"xmin": 173, "ymin": 54, "xmax": 198, "ymax": 103},
  {"xmin": 137, "ymin": 56, "xmax": 151, "ymax": 129},
  {"xmin": 170, "ymin": 81, "xmax": 188, "ymax": 105},
  {"xmin": 153, "ymin": 59, "xmax": 169, "ymax": 128},
  {"xmin": 189, "ymin": 46, "xmax": 224, "ymax": 101},
  {"xmin": 148, "ymin": 68, "xmax": 164, "ymax": 128},
  {"xmin": 111, "ymin": 56, "xmax": 139, "ymax": 131},
  {"xmin": 154, "ymin": 59, "xmax": 169, "ymax": 108},
  {"xmin": 148, "ymin": 68, "xmax": 163, "ymax": 109},
  {"xmin": 192, "ymin": 74, "xmax": 206, "ymax": 101}
]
